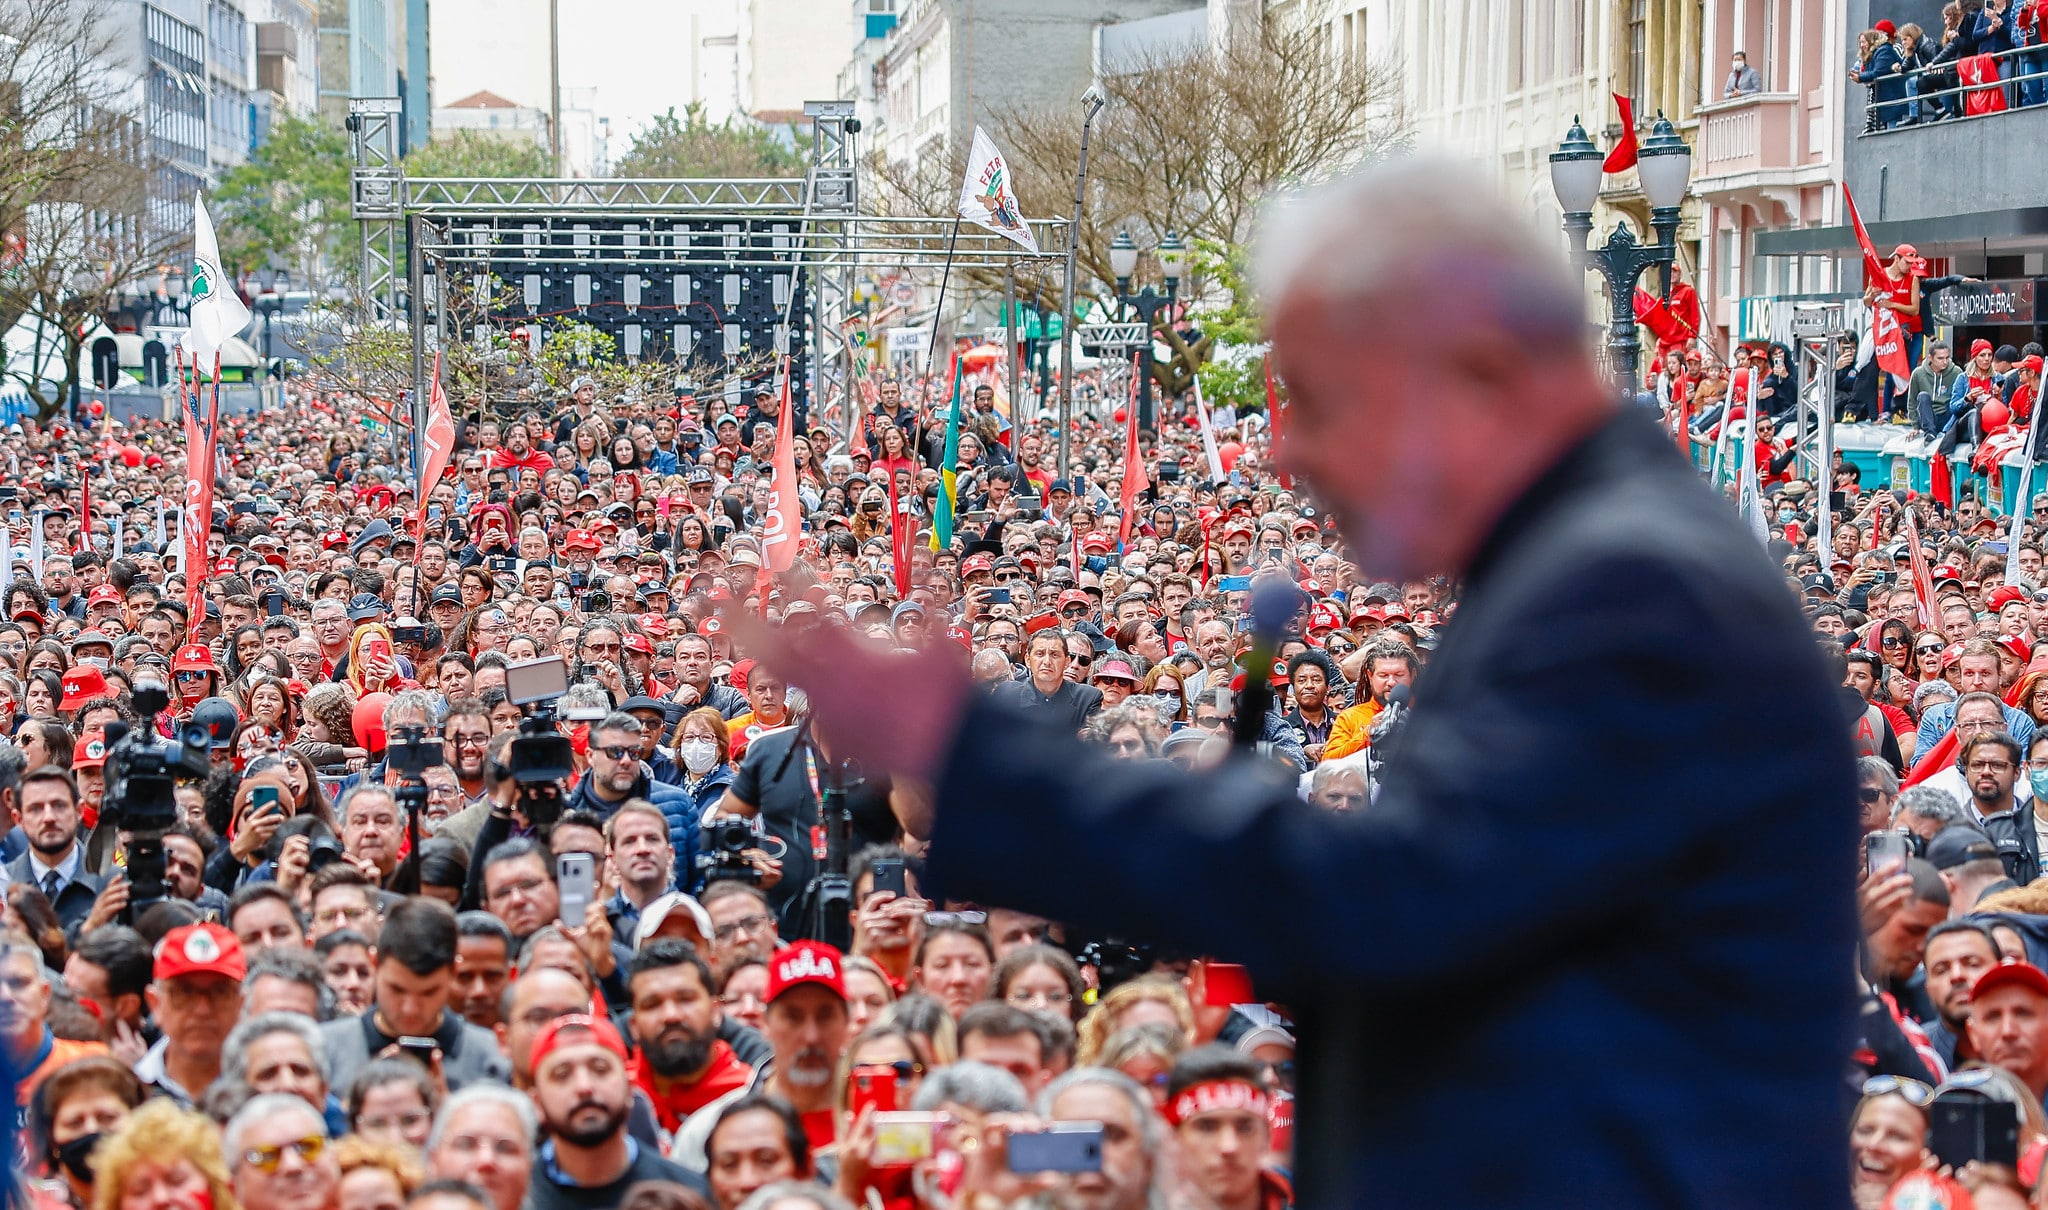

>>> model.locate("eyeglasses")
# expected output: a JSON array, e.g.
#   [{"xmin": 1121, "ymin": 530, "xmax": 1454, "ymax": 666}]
[
  {"xmin": 925, "ymin": 910, "xmax": 988, "ymax": 926},
  {"xmin": 1967, "ymin": 759, "xmax": 2015, "ymax": 773},
  {"xmin": 1916, "ymin": 644, "xmax": 1945, "ymax": 656},
  {"xmin": 1862, "ymin": 1075, "xmax": 1934, "ymax": 1106},
  {"xmin": 594, "ymin": 744, "xmax": 637, "ymax": 762},
  {"xmin": 241, "ymin": 1135, "xmax": 325, "ymax": 1173},
  {"xmin": 713, "ymin": 913, "xmax": 774, "ymax": 943}
]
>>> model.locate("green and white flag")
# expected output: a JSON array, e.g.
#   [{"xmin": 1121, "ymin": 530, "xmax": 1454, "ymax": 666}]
[{"xmin": 184, "ymin": 193, "xmax": 249, "ymax": 366}]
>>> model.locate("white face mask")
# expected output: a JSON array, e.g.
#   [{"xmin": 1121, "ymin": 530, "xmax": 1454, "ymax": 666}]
[{"xmin": 680, "ymin": 738, "xmax": 719, "ymax": 774}]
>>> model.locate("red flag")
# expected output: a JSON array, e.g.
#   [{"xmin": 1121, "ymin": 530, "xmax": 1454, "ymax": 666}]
[
  {"xmin": 75, "ymin": 461, "xmax": 89, "ymax": 556},
  {"xmin": 762, "ymin": 359, "xmax": 801, "ymax": 575},
  {"xmin": 1931, "ymin": 453, "xmax": 1955, "ymax": 509},
  {"xmin": 1873, "ymin": 305, "xmax": 1912, "ymax": 382},
  {"xmin": 1841, "ymin": 185, "xmax": 1886, "ymax": 289},
  {"xmin": 1900, "ymin": 509, "xmax": 1937, "ymax": 628},
  {"xmin": 1603, "ymin": 94, "xmax": 1639, "ymax": 173},
  {"xmin": 1905, "ymin": 728, "xmax": 1959, "ymax": 787},
  {"xmin": 181, "ymin": 352, "xmax": 222, "ymax": 642},
  {"xmin": 1117, "ymin": 353, "xmax": 1147, "ymax": 549},
  {"xmin": 414, "ymin": 352, "xmax": 455, "ymax": 541},
  {"xmin": 886, "ymin": 455, "xmax": 911, "ymax": 597},
  {"xmin": 1265, "ymin": 356, "xmax": 1292, "ymax": 489}
]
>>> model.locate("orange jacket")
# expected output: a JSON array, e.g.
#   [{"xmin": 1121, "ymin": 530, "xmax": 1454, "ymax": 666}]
[{"xmin": 1322, "ymin": 700, "xmax": 1383, "ymax": 761}]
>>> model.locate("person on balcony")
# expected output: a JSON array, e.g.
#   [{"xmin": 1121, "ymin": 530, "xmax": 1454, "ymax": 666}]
[
  {"xmin": 1858, "ymin": 24, "xmax": 1912, "ymax": 129},
  {"xmin": 1723, "ymin": 51, "xmax": 1764, "ymax": 97}
]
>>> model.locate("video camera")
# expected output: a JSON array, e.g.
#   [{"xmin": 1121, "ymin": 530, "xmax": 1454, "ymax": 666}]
[
  {"xmin": 697, "ymin": 815, "xmax": 763, "ymax": 886},
  {"xmin": 100, "ymin": 681, "xmax": 212, "ymax": 921},
  {"xmin": 503, "ymin": 656, "xmax": 580, "ymax": 828}
]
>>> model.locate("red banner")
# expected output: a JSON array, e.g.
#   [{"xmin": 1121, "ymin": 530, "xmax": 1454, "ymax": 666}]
[
  {"xmin": 1118, "ymin": 353, "xmax": 1146, "ymax": 550},
  {"xmin": 1873, "ymin": 305, "xmax": 1912, "ymax": 382},
  {"xmin": 182, "ymin": 354, "xmax": 221, "ymax": 641},
  {"xmin": 1842, "ymin": 185, "xmax": 1886, "ymax": 288},
  {"xmin": 1603, "ymin": 94, "xmax": 1639, "ymax": 173},
  {"xmin": 415, "ymin": 352, "xmax": 455, "ymax": 541},
  {"xmin": 887, "ymin": 460, "xmax": 911, "ymax": 597},
  {"xmin": 762, "ymin": 358, "xmax": 801, "ymax": 575},
  {"xmin": 1265, "ymin": 356, "xmax": 1292, "ymax": 490},
  {"xmin": 1901, "ymin": 509, "xmax": 1937, "ymax": 628}
]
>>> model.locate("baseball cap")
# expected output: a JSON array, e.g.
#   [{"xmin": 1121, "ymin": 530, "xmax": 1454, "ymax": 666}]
[
  {"xmin": 153, "ymin": 923, "xmax": 246, "ymax": 982},
  {"xmin": 1891, "ymin": 243, "xmax": 1917, "ymax": 260},
  {"xmin": 86, "ymin": 585, "xmax": 122, "ymax": 607},
  {"xmin": 71, "ymin": 729, "xmax": 107, "ymax": 771},
  {"xmin": 1924, "ymin": 825, "xmax": 2000, "ymax": 871},
  {"xmin": 529, "ymin": 1012, "xmax": 629, "ymax": 1074},
  {"xmin": 346, "ymin": 593, "xmax": 386, "ymax": 622},
  {"xmin": 766, "ymin": 941, "xmax": 847, "ymax": 1002},
  {"xmin": 633, "ymin": 891, "xmax": 715, "ymax": 950},
  {"xmin": 429, "ymin": 585, "xmax": 464, "ymax": 607},
  {"xmin": 1974, "ymin": 961, "xmax": 2048, "ymax": 1002}
]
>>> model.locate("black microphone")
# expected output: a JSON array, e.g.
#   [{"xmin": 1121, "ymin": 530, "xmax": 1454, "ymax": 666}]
[{"xmin": 1231, "ymin": 582, "xmax": 1302, "ymax": 750}]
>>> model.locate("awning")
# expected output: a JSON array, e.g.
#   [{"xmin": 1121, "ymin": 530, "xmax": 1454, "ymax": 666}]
[{"xmin": 1755, "ymin": 207, "xmax": 2048, "ymax": 257}]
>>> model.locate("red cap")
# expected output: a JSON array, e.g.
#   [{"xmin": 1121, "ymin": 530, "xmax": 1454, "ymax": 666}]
[
  {"xmin": 2000, "ymin": 634, "xmax": 2033, "ymax": 664},
  {"xmin": 172, "ymin": 644, "xmax": 218, "ymax": 674},
  {"xmin": 2026, "ymin": 356, "xmax": 2045, "ymax": 376},
  {"xmin": 1080, "ymin": 532, "xmax": 1113, "ymax": 554},
  {"xmin": 10, "ymin": 607, "xmax": 42, "ymax": 625},
  {"xmin": 699, "ymin": 616, "xmax": 722, "ymax": 636},
  {"xmin": 563, "ymin": 529, "xmax": 600, "ymax": 551},
  {"xmin": 1931, "ymin": 564, "xmax": 1964, "ymax": 583},
  {"xmin": 529, "ymin": 1012, "xmax": 630, "ymax": 1075},
  {"xmin": 960, "ymin": 554, "xmax": 993, "ymax": 575},
  {"xmin": 59, "ymin": 666, "xmax": 107, "ymax": 710},
  {"xmin": 641, "ymin": 615, "xmax": 670, "ymax": 638},
  {"xmin": 766, "ymin": 941, "xmax": 847, "ymax": 1002},
  {"xmin": 322, "ymin": 529, "xmax": 347, "ymax": 549},
  {"xmin": 623, "ymin": 632, "xmax": 654, "ymax": 655},
  {"xmin": 1988, "ymin": 586, "xmax": 2029, "ymax": 612},
  {"xmin": 1022, "ymin": 612, "xmax": 1061, "ymax": 635},
  {"xmin": 71, "ymin": 728, "xmax": 108, "ymax": 771},
  {"xmin": 153, "ymin": 923, "xmax": 246, "ymax": 982},
  {"xmin": 946, "ymin": 624, "xmax": 972, "ymax": 649},
  {"xmin": 1974, "ymin": 960, "xmax": 2048, "ymax": 1002},
  {"xmin": 1940, "ymin": 642, "xmax": 1968, "ymax": 672},
  {"xmin": 1057, "ymin": 589, "xmax": 1093, "ymax": 611},
  {"xmin": 1971, "ymin": 340, "xmax": 1995, "ymax": 358},
  {"xmin": 1348, "ymin": 603, "xmax": 1386, "ymax": 625},
  {"xmin": 1306, "ymin": 604, "xmax": 1342, "ymax": 632},
  {"xmin": 87, "ymin": 585, "xmax": 122, "ymax": 607},
  {"xmin": 213, "ymin": 556, "xmax": 237, "ymax": 574},
  {"xmin": 1891, "ymin": 242, "xmax": 1917, "ymax": 260}
]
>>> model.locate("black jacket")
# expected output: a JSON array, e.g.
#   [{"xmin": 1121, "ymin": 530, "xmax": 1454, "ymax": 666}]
[
  {"xmin": 925, "ymin": 410, "xmax": 1858, "ymax": 1206},
  {"xmin": 8, "ymin": 849, "xmax": 104, "ymax": 936}
]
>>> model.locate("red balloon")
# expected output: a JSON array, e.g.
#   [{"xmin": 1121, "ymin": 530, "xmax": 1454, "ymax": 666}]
[
  {"xmin": 352, "ymin": 692, "xmax": 394, "ymax": 751},
  {"xmin": 1984, "ymin": 399, "xmax": 2012, "ymax": 433},
  {"xmin": 1218, "ymin": 440, "xmax": 1244, "ymax": 471},
  {"xmin": 87, "ymin": 401, "xmax": 104, "ymax": 416},
  {"xmin": 119, "ymin": 444, "xmax": 142, "ymax": 467},
  {"xmin": 1113, "ymin": 408, "xmax": 1129, "ymax": 424}
]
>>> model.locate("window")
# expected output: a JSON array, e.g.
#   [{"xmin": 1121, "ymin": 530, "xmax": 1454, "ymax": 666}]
[
  {"xmin": 1716, "ymin": 227, "xmax": 1736, "ymax": 298},
  {"xmin": 1628, "ymin": 0, "xmax": 1647, "ymax": 109},
  {"xmin": 1508, "ymin": 0, "xmax": 1524, "ymax": 89}
]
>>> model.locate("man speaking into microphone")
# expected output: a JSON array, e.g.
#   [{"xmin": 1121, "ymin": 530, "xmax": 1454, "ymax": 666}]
[{"xmin": 742, "ymin": 156, "xmax": 1855, "ymax": 1206}]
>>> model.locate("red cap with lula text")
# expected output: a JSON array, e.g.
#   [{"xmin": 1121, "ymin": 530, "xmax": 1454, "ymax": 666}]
[{"xmin": 766, "ymin": 941, "xmax": 847, "ymax": 1002}]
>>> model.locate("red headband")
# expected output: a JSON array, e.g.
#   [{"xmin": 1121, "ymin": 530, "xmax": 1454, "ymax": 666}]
[{"xmin": 1167, "ymin": 1079, "xmax": 1270, "ymax": 1127}]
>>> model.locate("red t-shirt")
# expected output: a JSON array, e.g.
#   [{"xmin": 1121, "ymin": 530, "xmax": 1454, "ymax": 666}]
[
  {"xmin": 630, "ymin": 1042, "xmax": 755, "ymax": 1133},
  {"xmin": 801, "ymin": 1108, "xmax": 836, "ymax": 1154},
  {"xmin": 1878, "ymin": 271, "xmax": 1922, "ymax": 333}
]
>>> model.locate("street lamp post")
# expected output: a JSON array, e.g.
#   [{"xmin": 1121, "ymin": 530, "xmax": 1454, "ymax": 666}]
[
  {"xmin": 1548, "ymin": 114, "xmax": 1692, "ymax": 397},
  {"xmin": 1059, "ymin": 85, "xmax": 1108, "ymax": 480},
  {"xmin": 1108, "ymin": 229, "xmax": 1184, "ymax": 431}
]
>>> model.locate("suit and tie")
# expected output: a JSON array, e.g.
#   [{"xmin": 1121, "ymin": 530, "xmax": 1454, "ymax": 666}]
[{"xmin": 8, "ymin": 845, "xmax": 105, "ymax": 936}]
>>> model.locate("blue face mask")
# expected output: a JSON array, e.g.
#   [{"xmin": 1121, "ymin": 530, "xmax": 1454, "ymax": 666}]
[
  {"xmin": 2030, "ymin": 770, "xmax": 2048, "ymax": 802},
  {"xmin": 1778, "ymin": 507, "xmax": 1797, "ymax": 523},
  {"xmin": 1084, "ymin": 555, "xmax": 1109, "ymax": 574}
]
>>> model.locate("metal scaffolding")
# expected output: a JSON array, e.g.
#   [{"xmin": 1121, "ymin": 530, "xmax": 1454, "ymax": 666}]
[{"xmin": 348, "ymin": 94, "xmax": 1068, "ymax": 471}]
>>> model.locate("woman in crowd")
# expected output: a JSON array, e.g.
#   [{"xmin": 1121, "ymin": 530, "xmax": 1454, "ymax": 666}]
[
  {"xmin": 30, "ymin": 1058, "xmax": 146, "ymax": 1210},
  {"xmin": 88, "ymin": 1099, "xmax": 240, "ymax": 1210}
]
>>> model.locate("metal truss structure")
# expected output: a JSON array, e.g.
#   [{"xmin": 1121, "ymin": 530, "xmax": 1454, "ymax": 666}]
[
  {"xmin": 347, "ymin": 96, "xmax": 1069, "ymax": 466},
  {"xmin": 1074, "ymin": 322, "xmax": 1150, "ymax": 418}
]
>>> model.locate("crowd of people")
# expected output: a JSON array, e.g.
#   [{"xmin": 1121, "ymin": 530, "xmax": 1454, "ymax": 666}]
[
  {"xmin": 0, "ymin": 360, "xmax": 1362, "ymax": 1210},
  {"xmin": 1854, "ymin": 4, "xmax": 2047, "ymax": 129}
]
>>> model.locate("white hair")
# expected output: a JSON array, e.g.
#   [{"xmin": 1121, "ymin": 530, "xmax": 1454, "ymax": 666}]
[
  {"xmin": 427, "ymin": 1082, "xmax": 539, "ymax": 1155},
  {"xmin": 224, "ymin": 1092, "xmax": 327, "ymax": 1163},
  {"xmin": 1253, "ymin": 153, "xmax": 1583, "ymax": 343}
]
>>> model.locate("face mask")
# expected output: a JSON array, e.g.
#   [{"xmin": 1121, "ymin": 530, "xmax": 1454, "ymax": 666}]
[
  {"xmin": 1154, "ymin": 692, "xmax": 1182, "ymax": 715},
  {"xmin": 1084, "ymin": 555, "xmax": 1109, "ymax": 574},
  {"xmin": 680, "ymin": 738, "xmax": 719, "ymax": 774},
  {"xmin": 55, "ymin": 1133, "xmax": 99, "ymax": 1183},
  {"xmin": 2030, "ymin": 770, "xmax": 2048, "ymax": 801},
  {"xmin": 1778, "ymin": 508, "xmax": 1796, "ymax": 523}
]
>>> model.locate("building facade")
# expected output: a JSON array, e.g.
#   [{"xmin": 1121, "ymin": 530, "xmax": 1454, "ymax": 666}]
[{"xmin": 738, "ymin": 0, "xmax": 851, "ymax": 123}]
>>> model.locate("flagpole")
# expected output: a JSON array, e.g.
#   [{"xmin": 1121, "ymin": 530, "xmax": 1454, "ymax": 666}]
[
  {"xmin": 920, "ymin": 220, "xmax": 962, "ymax": 396},
  {"xmin": 2006, "ymin": 393, "xmax": 2046, "ymax": 584}
]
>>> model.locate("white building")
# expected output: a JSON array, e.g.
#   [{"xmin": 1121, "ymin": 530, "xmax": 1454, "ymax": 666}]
[
  {"xmin": 738, "ymin": 0, "xmax": 851, "ymax": 123},
  {"xmin": 432, "ymin": 88, "xmax": 548, "ymax": 143}
]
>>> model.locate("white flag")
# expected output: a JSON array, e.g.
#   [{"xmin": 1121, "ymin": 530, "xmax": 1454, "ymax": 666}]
[
  {"xmin": 184, "ymin": 193, "xmax": 250, "ymax": 367},
  {"xmin": 957, "ymin": 127, "xmax": 1039, "ymax": 254},
  {"xmin": 1194, "ymin": 377, "xmax": 1225, "ymax": 483},
  {"xmin": 29, "ymin": 511, "xmax": 45, "ymax": 580},
  {"xmin": 1736, "ymin": 371, "xmax": 1770, "ymax": 544}
]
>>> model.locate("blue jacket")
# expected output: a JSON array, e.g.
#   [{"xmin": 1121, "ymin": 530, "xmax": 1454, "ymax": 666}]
[
  {"xmin": 566, "ymin": 763, "xmax": 702, "ymax": 878},
  {"xmin": 1973, "ymin": 5, "xmax": 2018, "ymax": 55},
  {"xmin": 1858, "ymin": 43, "xmax": 1909, "ymax": 108},
  {"xmin": 1916, "ymin": 700, "xmax": 2036, "ymax": 759},
  {"xmin": 926, "ymin": 411, "xmax": 1856, "ymax": 1206}
]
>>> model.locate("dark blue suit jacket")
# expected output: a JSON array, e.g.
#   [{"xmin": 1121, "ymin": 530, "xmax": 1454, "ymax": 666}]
[{"xmin": 929, "ymin": 410, "xmax": 1858, "ymax": 1207}]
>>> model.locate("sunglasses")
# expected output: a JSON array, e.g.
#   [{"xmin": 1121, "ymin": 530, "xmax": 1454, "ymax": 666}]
[
  {"xmin": 1916, "ymin": 644, "xmax": 1944, "ymax": 655},
  {"xmin": 594, "ymin": 744, "xmax": 637, "ymax": 762},
  {"xmin": 242, "ymin": 1135, "xmax": 326, "ymax": 1173},
  {"xmin": 1862, "ymin": 1075, "xmax": 1934, "ymax": 1106}
]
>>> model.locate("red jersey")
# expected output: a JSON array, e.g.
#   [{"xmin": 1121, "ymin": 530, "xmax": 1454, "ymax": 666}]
[
  {"xmin": 1877, "ymin": 270, "xmax": 1922, "ymax": 333},
  {"xmin": 489, "ymin": 447, "xmax": 556, "ymax": 487},
  {"xmin": 630, "ymin": 1041, "xmax": 755, "ymax": 1133}
]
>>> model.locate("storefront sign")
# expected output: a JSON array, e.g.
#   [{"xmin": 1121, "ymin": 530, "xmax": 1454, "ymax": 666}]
[{"xmin": 1930, "ymin": 279, "xmax": 2036, "ymax": 326}]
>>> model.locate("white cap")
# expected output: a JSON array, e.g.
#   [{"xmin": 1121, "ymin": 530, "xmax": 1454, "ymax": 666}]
[{"xmin": 634, "ymin": 891, "xmax": 715, "ymax": 951}]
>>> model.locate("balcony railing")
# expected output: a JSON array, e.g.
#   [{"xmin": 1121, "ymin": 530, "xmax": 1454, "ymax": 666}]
[
  {"xmin": 1694, "ymin": 92, "xmax": 1804, "ymax": 179},
  {"xmin": 1858, "ymin": 42, "xmax": 2046, "ymax": 133}
]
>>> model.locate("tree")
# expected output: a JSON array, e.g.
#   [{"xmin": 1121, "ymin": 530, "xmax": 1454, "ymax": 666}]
[
  {"xmin": 868, "ymin": 1, "xmax": 1406, "ymax": 396},
  {"xmin": 404, "ymin": 129, "xmax": 554, "ymax": 179},
  {"xmin": 0, "ymin": 0, "xmax": 188, "ymax": 419},
  {"xmin": 613, "ymin": 103, "xmax": 806, "ymax": 179},
  {"xmin": 213, "ymin": 112, "xmax": 352, "ymax": 282}
]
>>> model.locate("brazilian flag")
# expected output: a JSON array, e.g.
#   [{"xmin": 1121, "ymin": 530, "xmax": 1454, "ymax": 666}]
[{"xmin": 930, "ymin": 358, "xmax": 965, "ymax": 551}]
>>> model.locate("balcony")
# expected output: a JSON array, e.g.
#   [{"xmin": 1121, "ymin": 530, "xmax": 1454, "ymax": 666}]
[{"xmin": 1689, "ymin": 92, "xmax": 1829, "ymax": 211}]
